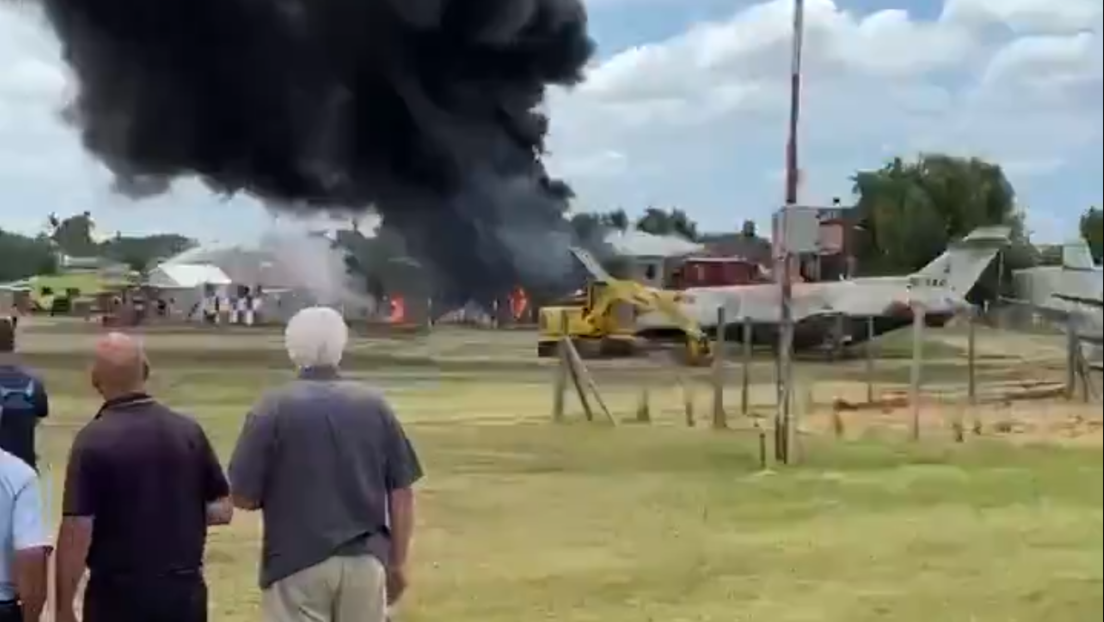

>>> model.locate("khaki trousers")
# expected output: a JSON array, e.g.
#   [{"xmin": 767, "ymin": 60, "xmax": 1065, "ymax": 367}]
[{"xmin": 262, "ymin": 555, "xmax": 387, "ymax": 622}]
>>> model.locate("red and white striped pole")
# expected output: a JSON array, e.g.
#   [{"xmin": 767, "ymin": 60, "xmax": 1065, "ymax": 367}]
[{"xmin": 776, "ymin": 0, "xmax": 805, "ymax": 463}]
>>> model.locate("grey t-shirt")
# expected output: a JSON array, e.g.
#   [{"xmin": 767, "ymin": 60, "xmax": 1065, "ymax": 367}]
[{"xmin": 228, "ymin": 367, "xmax": 423, "ymax": 588}]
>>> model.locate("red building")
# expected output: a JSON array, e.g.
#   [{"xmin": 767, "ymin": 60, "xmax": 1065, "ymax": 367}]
[{"xmin": 669, "ymin": 256, "xmax": 765, "ymax": 289}]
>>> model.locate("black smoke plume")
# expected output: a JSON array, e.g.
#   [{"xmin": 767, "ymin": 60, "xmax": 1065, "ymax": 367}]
[{"xmin": 33, "ymin": 0, "xmax": 595, "ymax": 299}]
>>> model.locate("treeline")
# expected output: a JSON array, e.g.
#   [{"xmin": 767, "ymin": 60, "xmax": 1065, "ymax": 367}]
[
  {"xmin": 0, "ymin": 212, "xmax": 194, "ymax": 283},
  {"xmin": 2, "ymin": 154, "xmax": 1100, "ymax": 287}
]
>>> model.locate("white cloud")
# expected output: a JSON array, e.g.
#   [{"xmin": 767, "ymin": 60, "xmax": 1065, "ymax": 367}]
[
  {"xmin": 942, "ymin": 0, "xmax": 1103, "ymax": 34},
  {"xmin": 1, "ymin": 0, "xmax": 1101, "ymax": 243},
  {"xmin": 545, "ymin": 0, "xmax": 1101, "ymax": 238}
]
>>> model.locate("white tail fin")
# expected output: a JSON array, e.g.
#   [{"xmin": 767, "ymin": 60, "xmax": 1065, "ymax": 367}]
[
  {"xmin": 570, "ymin": 247, "xmax": 614, "ymax": 282},
  {"xmin": 911, "ymin": 226, "xmax": 1010, "ymax": 294},
  {"xmin": 1062, "ymin": 239, "xmax": 1095, "ymax": 270}
]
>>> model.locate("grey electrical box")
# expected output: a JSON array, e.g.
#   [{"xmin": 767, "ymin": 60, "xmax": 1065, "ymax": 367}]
[{"xmin": 771, "ymin": 206, "xmax": 820, "ymax": 254}]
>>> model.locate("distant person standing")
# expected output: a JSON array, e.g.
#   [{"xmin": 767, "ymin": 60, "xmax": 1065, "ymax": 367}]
[
  {"xmin": 229, "ymin": 306, "xmax": 424, "ymax": 622},
  {"xmin": 0, "ymin": 448, "xmax": 50, "ymax": 622},
  {"xmin": 54, "ymin": 333, "xmax": 233, "ymax": 622},
  {"xmin": 0, "ymin": 319, "xmax": 48, "ymax": 470}
]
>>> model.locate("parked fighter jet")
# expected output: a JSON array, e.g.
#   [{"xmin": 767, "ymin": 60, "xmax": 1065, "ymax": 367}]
[
  {"xmin": 624, "ymin": 226, "xmax": 1011, "ymax": 350},
  {"xmin": 1007, "ymin": 240, "xmax": 1102, "ymax": 368}
]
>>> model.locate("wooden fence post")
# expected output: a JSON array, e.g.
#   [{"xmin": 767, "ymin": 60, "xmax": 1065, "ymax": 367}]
[
  {"xmin": 1066, "ymin": 318, "xmax": 1078, "ymax": 400},
  {"xmin": 712, "ymin": 306, "xmax": 727, "ymax": 429},
  {"xmin": 967, "ymin": 307, "xmax": 977, "ymax": 405},
  {"xmin": 552, "ymin": 312, "xmax": 568, "ymax": 421},
  {"xmin": 865, "ymin": 316, "xmax": 876, "ymax": 403},
  {"xmin": 741, "ymin": 316, "xmax": 752, "ymax": 415},
  {"xmin": 910, "ymin": 305, "xmax": 925, "ymax": 440}
]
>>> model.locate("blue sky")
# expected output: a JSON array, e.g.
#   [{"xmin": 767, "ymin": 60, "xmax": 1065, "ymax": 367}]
[{"xmin": 1, "ymin": 0, "xmax": 1101, "ymax": 244}]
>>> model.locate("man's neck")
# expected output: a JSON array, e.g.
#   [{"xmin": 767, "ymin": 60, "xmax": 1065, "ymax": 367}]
[
  {"xmin": 100, "ymin": 386, "xmax": 148, "ymax": 403},
  {"xmin": 298, "ymin": 365, "xmax": 340, "ymax": 380},
  {"xmin": 0, "ymin": 351, "xmax": 16, "ymax": 366}
]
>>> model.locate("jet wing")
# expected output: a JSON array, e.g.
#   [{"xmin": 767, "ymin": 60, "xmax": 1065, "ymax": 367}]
[
  {"xmin": 1003, "ymin": 297, "xmax": 1077, "ymax": 325},
  {"xmin": 1003, "ymin": 297, "xmax": 1102, "ymax": 345}
]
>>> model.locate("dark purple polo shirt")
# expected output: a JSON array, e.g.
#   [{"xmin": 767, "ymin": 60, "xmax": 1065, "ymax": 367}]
[{"xmin": 62, "ymin": 394, "xmax": 229, "ymax": 580}]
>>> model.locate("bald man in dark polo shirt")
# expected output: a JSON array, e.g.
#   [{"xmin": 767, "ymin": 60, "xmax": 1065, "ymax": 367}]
[
  {"xmin": 54, "ymin": 333, "xmax": 233, "ymax": 622},
  {"xmin": 230, "ymin": 306, "xmax": 423, "ymax": 622}
]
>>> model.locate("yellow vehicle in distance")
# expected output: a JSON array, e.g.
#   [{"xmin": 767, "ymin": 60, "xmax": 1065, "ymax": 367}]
[{"xmin": 537, "ymin": 248, "xmax": 713, "ymax": 365}]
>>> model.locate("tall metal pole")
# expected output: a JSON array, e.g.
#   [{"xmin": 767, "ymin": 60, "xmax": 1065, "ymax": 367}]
[{"xmin": 776, "ymin": 0, "xmax": 804, "ymax": 463}]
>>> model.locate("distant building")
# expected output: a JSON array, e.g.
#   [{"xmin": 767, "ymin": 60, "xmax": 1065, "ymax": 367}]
[
  {"xmin": 602, "ymin": 230, "xmax": 704, "ymax": 289},
  {"xmin": 57, "ymin": 254, "xmax": 129, "ymax": 275},
  {"xmin": 699, "ymin": 233, "xmax": 773, "ymax": 266},
  {"xmin": 770, "ymin": 202, "xmax": 860, "ymax": 281}
]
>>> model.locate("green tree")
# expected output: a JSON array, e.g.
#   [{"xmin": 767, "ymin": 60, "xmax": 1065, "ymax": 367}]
[
  {"xmin": 47, "ymin": 211, "xmax": 99, "ymax": 257},
  {"xmin": 1081, "ymin": 206, "xmax": 1102, "ymax": 263},
  {"xmin": 599, "ymin": 208, "xmax": 629, "ymax": 231},
  {"xmin": 634, "ymin": 207, "xmax": 700, "ymax": 241},
  {"xmin": 100, "ymin": 233, "xmax": 196, "ymax": 272},
  {"xmin": 0, "ymin": 230, "xmax": 58, "ymax": 282},
  {"xmin": 667, "ymin": 209, "xmax": 700, "ymax": 241},
  {"xmin": 567, "ymin": 209, "xmax": 631, "ymax": 244},
  {"xmin": 634, "ymin": 207, "xmax": 671, "ymax": 236},
  {"xmin": 851, "ymin": 153, "xmax": 1033, "ymax": 300}
]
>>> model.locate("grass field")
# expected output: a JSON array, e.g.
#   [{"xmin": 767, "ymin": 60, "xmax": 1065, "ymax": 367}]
[{"xmin": 24, "ymin": 323, "xmax": 1104, "ymax": 621}]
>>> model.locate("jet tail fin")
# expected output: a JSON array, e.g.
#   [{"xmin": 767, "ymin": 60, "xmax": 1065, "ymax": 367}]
[
  {"xmin": 570, "ymin": 247, "xmax": 614, "ymax": 283},
  {"xmin": 911, "ymin": 226, "xmax": 1010, "ymax": 294},
  {"xmin": 1061, "ymin": 239, "xmax": 1095, "ymax": 270}
]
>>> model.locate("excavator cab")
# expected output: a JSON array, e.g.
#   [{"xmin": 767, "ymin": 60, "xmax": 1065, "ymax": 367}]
[{"xmin": 537, "ymin": 282, "xmax": 638, "ymax": 357}]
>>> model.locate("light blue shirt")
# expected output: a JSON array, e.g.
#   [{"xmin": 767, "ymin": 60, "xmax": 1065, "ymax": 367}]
[{"xmin": 0, "ymin": 450, "xmax": 50, "ymax": 601}]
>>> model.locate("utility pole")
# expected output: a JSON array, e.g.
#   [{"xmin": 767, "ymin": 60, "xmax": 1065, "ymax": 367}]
[{"xmin": 776, "ymin": 0, "xmax": 805, "ymax": 463}]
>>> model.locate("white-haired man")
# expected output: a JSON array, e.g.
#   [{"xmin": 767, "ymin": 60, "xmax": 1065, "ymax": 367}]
[{"xmin": 229, "ymin": 306, "xmax": 423, "ymax": 622}]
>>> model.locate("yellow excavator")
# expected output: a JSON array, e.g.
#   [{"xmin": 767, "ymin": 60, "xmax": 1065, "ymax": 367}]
[{"xmin": 537, "ymin": 248, "xmax": 713, "ymax": 365}]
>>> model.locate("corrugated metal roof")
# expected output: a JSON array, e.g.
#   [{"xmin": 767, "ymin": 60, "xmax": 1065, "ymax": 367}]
[
  {"xmin": 0, "ymin": 280, "xmax": 31, "ymax": 292},
  {"xmin": 147, "ymin": 263, "xmax": 232, "ymax": 288},
  {"xmin": 603, "ymin": 230, "xmax": 703, "ymax": 257}
]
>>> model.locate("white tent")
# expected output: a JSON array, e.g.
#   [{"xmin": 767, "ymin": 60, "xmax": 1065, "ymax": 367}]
[
  {"xmin": 161, "ymin": 235, "xmax": 346, "ymax": 290},
  {"xmin": 147, "ymin": 263, "xmax": 232, "ymax": 289},
  {"xmin": 146, "ymin": 263, "xmax": 232, "ymax": 321}
]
